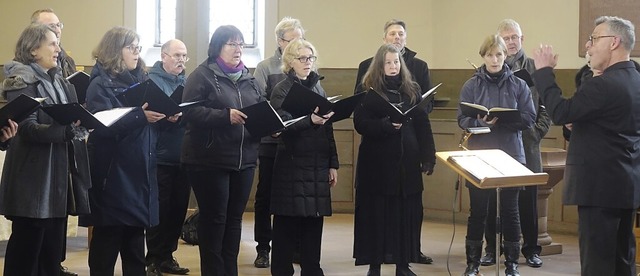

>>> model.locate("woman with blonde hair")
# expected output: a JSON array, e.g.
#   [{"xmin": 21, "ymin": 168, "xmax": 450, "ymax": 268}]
[{"xmin": 269, "ymin": 38, "xmax": 339, "ymax": 276}]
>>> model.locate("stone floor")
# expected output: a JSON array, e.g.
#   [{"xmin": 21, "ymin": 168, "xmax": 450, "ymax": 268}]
[{"xmin": 0, "ymin": 212, "xmax": 582, "ymax": 275}]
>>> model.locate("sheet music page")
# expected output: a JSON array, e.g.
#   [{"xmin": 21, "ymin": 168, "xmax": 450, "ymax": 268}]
[
  {"xmin": 93, "ymin": 107, "xmax": 135, "ymax": 127},
  {"xmin": 448, "ymin": 155, "xmax": 504, "ymax": 180}
]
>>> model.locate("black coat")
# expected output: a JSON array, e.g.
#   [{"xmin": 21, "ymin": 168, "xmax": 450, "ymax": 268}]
[
  {"xmin": 269, "ymin": 72, "xmax": 339, "ymax": 217},
  {"xmin": 354, "ymin": 89, "xmax": 436, "ymax": 196},
  {"xmin": 533, "ymin": 61, "xmax": 640, "ymax": 209},
  {"xmin": 80, "ymin": 63, "xmax": 159, "ymax": 227},
  {"xmin": 0, "ymin": 62, "xmax": 91, "ymax": 218},
  {"xmin": 181, "ymin": 60, "xmax": 263, "ymax": 170}
]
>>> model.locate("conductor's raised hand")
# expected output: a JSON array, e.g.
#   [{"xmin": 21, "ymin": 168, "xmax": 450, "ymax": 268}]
[
  {"xmin": 532, "ymin": 44, "xmax": 559, "ymax": 70},
  {"xmin": 142, "ymin": 102, "xmax": 166, "ymax": 123},
  {"xmin": 311, "ymin": 107, "xmax": 334, "ymax": 125},
  {"xmin": 229, "ymin": 109, "xmax": 247, "ymax": 125},
  {"xmin": 0, "ymin": 119, "xmax": 18, "ymax": 143}
]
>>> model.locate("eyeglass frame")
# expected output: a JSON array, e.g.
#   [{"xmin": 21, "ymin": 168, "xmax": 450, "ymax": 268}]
[
  {"xmin": 47, "ymin": 22, "xmax": 64, "ymax": 30},
  {"xmin": 225, "ymin": 42, "xmax": 245, "ymax": 49},
  {"xmin": 125, "ymin": 44, "xmax": 142, "ymax": 54},
  {"xmin": 295, "ymin": 56, "xmax": 317, "ymax": 63},
  {"xmin": 502, "ymin": 34, "xmax": 521, "ymax": 43},
  {"xmin": 162, "ymin": 52, "xmax": 190, "ymax": 62},
  {"xmin": 587, "ymin": 35, "xmax": 616, "ymax": 44}
]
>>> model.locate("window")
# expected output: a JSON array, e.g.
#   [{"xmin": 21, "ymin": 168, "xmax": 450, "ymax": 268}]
[
  {"xmin": 209, "ymin": 0, "xmax": 257, "ymax": 47},
  {"xmin": 157, "ymin": 0, "xmax": 177, "ymax": 45}
]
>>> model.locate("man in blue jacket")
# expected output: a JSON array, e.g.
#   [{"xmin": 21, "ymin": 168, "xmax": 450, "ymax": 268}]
[{"xmin": 145, "ymin": 39, "xmax": 190, "ymax": 276}]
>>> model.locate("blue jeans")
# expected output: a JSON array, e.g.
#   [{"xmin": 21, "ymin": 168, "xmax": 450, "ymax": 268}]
[{"xmin": 186, "ymin": 166, "xmax": 255, "ymax": 276}]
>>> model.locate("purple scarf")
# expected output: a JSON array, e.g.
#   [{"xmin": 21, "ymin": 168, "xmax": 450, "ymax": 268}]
[{"xmin": 216, "ymin": 57, "xmax": 244, "ymax": 73}]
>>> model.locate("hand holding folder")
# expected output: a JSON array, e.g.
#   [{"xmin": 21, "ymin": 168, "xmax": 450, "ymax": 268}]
[
  {"xmin": 362, "ymin": 83, "xmax": 441, "ymax": 123},
  {"xmin": 240, "ymin": 101, "xmax": 306, "ymax": 137},
  {"xmin": 281, "ymin": 82, "xmax": 365, "ymax": 123},
  {"xmin": 117, "ymin": 80, "xmax": 201, "ymax": 116}
]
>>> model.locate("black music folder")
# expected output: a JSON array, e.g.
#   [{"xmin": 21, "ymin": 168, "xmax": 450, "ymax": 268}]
[
  {"xmin": 0, "ymin": 94, "xmax": 46, "ymax": 127},
  {"xmin": 66, "ymin": 71, "xmax": 90, "ymax": 104},
  {"xmin": 240, "ymin": 101, "xmax": 305, "ymax": 137},
  {"xmin": 281, "ymin": 82, "xmax": 365, "ymax": 123},
  {"xmin": 513, "ymin": 69, "xmax": 534, "ymax": 87},
  {"xmin": 117, "ymin": 80, "xmax": 200, "ymax": 116},
  {"xmin": 459, "ymin": 102, "xmax": 521, "ymax": 123},
  {"xmin": 362, "ymin": 83, "xmax": 441, "ymax": 123},
  {"xmin": 42, "ymin": 103, "xmax": 135, "ymax": 129}
]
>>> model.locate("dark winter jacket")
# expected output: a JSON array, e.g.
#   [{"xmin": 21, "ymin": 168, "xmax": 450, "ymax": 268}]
[
  {"xmin": 354, "ymin": 87, "xmax": 436, "ymax": 196},
  {"xmin": 457, "ymin": 64, "xmax": 536, "ymax": 164},
  {"xmin": 148, "ymin": 61, "xmax": 186, "ymax": 165},
  {"xmin": 269, "ymin": 71, "xmax": 339, "ymax": 217},
  {"xmin": 180, "ymin": 59, "xmax": 263, "ymax": 171},
  {"xmin": 0, "ymin": 61, "xmax": 91, "ymax": 218},
  {"xmin": 254, "ymin": 48, "xmax": 286, "ymax": 154},
  {"xmin": 80, "ymin": 62, "xmax": 159, "ymax": 227}
]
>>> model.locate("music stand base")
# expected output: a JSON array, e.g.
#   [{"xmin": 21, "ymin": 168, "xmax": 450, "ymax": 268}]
[{"xmin": 540, "ymin": 243, "xmax": 563, "ymax": 256}]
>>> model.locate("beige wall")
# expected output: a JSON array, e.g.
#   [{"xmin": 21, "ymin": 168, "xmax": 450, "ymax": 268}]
[{"xmin": 1, "ymin": 0, "xmax": 592, "ymax": 69}]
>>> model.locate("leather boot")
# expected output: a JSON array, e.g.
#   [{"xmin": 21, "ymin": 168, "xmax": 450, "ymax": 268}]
[
  {"xmin": 503, "ymin": 241, "xmax": 521, "ymax": 276},
  {"xmin": 395, "ymin": 263, "xmax": 417, "ymax": 276},
  {"xmin": 480, "ymin": 243, "xmax": 502, "ymax": 266},
  {"xmin": 462, "ymin": 240, "xmax": 482, "ymax": 276}
]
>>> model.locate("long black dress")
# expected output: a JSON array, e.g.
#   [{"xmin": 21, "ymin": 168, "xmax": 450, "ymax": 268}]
[{"xmin": 352, "ymin": 78, "xmax": 436, "ymax": 265}]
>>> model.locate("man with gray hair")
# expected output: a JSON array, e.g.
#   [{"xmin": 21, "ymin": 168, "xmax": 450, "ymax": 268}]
[
  {"xmin": 532, "ymin": 16, "xmax": 640, "ymax": 276},
  {"xmin": 252, "ymin": 17, "xmax": 305, "ymax": 268},
  {"xmin": 145, "ymin": 39, "xmax": 190, "ymax": 276},
  {"xmin": 31, "ymin": 9, "xmax": 76, "ymax": 78},
  {"xmin": 481, "ymin": 19, "xmax": 550, "ymax": 269}
]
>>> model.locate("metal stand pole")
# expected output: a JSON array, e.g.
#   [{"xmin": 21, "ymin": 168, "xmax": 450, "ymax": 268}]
[{"xmin": 495, "ymin": 187, "xmax": 501, "ymax": 276}]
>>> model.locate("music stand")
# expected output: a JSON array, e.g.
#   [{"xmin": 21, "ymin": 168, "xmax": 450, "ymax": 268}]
[{"xmin": 437, "ymin": 149, "xmax": 548, "ymax": 276}]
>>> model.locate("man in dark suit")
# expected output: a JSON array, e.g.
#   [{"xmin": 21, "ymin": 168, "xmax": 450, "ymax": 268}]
[{"xmin": 532, "ymin": 16, "xmax": 640, "ymax": 276}]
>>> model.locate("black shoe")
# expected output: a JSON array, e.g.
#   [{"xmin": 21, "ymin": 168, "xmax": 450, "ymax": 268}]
[
  {"xmin": 480, "ymin": 252, "xmax": 496, "ymax": 266},
  {"xmin": 395, "ymin": 264, "xmax": 417, "ymax": 276},
  {"xmin": 60, "ymin": 266, "xmax": 78, "ymax": 276},
  {"xmin": 525, "ymin": 253, "xmax": 543, "ymax": 268},
  {"xmin": 159, "ymin": 258, "xmax": 189, "ymax": 275},
  {"xmin": 416, "ymin": 252, "xmax": 433, "ymax": 264},
  {"xmin": 146, "ymin": 263, "xmax": 163, "ymax": 276},
  {"xmin": 254, "ymin": 250, "xmax": 270, "ymax": 268},
  {"xmin": 366, "ymin": 267, "xmax": 381, "ymax": 276}
]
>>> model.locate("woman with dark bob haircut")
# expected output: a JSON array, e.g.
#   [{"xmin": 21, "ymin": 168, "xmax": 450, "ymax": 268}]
[
  {"xmin": 80, "ymin": 26, "xmax": 166, "ymax": 275},
  {"xmin": 181, "ymin": 25, "xmax": 264, "ymax": 276},
  {"xmin": 0, "ymin": 23, "xmax": 88, "ymax": 276}
]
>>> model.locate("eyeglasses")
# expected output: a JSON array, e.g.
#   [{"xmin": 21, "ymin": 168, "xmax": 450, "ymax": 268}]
[
  {"xmin": 295, "ymin": 56, "xmax": 317, "ymax": 63},
  {"xmin": 47, "ymin": 22, "xmax": 64, "ymax": 30},
  {"xmin": 502, "ymin": 34, "xmax": 520, "ymax": 42},
  {"xmin": 587, "ymin": 35, "xmax": 616, "ymax": 44},
  {"xmin": 163, "ymin": 52, "xmax": 190, "ymax": 62},
  {"xmin": 125, "ymin": 44, "xmax": 142, "ymax": 54},
  {"xmin": 226, "ymin": 42, "xmax": 245, "ymax": 49}
]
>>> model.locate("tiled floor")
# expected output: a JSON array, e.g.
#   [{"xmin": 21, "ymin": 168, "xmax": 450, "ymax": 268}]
[{"xmin": 0, "ymin": 212, "xmax": 582, "ymax": 275}]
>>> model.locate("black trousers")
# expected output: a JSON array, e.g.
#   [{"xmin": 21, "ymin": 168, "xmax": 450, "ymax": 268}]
[
  {"xmin": 187, "ymin": 166, "xmax": 255, "ymax": 276},
  {"xmin": 466, "ymin": 184, "xmax": 520, "ymax": 243},
  {"xmin": 485, "ymin": 185, "xmax": 540, "ymax": 255},
  {"xmin": 146, "ymin": 164, "xmax": 191, "ymax": 264},
  {"xmin": 254, "ymin": 145, "xmax": 276, "ymax": 253},
  {"xmin": 271, "ymin": 215, "xmax": 324, "ymax": 276},
  {"xmin": 578, "ymin": 206, "xmax": 636, "ymax": 276},
  {"xmin": 88, "ymin": 225, "xmax": 146, "ymax": 276},
  {"xmin": 3, "ymin": 216, "xmax": 66, "ymax": 276}
]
